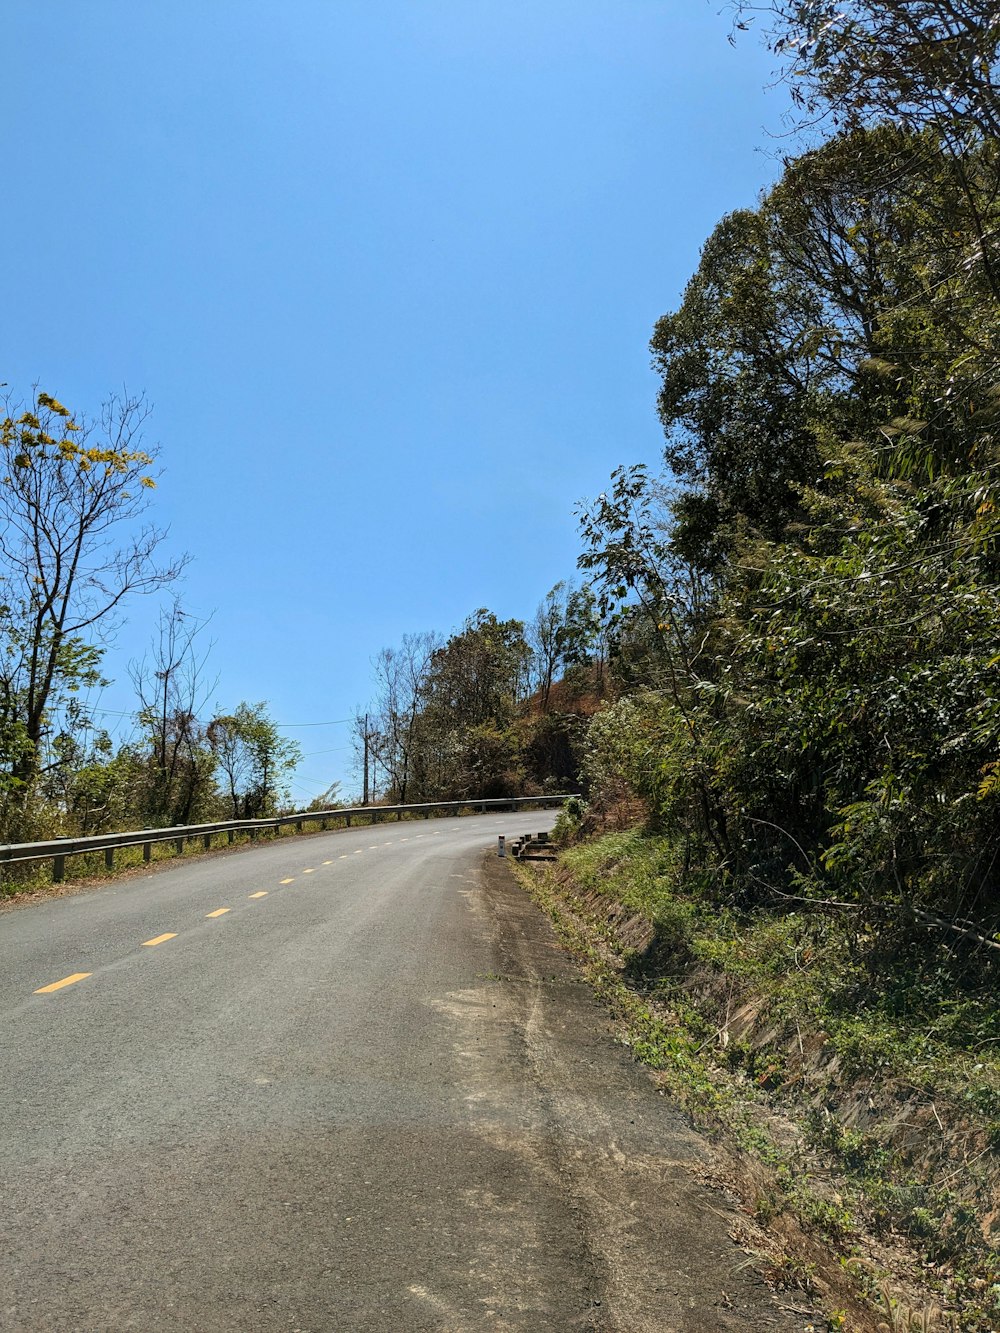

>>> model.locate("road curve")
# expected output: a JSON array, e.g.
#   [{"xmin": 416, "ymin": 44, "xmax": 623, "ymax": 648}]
[{"xmin": 1, "ymin": 814, "xmax": 805, "ymax": 1332}]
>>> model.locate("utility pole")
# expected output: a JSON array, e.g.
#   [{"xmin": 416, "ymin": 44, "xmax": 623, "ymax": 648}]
[{"xmin": 363, "ymin": 713, "xmax": 370, "ymax": 806}]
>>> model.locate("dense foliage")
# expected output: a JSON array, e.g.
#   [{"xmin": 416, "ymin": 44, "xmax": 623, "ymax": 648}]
[
  {"xmin": 358, "ymin": 605, "xmax": 603, "ymax": 804},
  {"xmin": 574, "ymin": 2, "xmax": 1000, "ymax": 991}
]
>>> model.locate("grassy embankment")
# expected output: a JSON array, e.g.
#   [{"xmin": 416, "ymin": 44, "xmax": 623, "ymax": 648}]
[{"xmin": 514, "ymin": 828, "xmax": 1000, "ymax": 1332}]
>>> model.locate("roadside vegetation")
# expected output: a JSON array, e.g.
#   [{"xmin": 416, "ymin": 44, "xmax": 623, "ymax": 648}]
[
  {"xmin": 516, "ymin": 830, "xmax": 997, "ymax": 1329},
  {"xmin": 0, "ymin": 389, "xmax": 303, "ymax": 883}
]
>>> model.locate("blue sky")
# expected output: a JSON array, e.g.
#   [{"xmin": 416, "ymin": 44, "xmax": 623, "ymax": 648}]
[{"xmin": 3, "ymin": 1, "xmax": 787, "ymax": 804}]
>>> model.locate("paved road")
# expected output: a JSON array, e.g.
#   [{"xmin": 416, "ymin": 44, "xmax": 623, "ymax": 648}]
[{"xmin": 1, "ymin": 815, "xmax": 806, "ymax": 1332}]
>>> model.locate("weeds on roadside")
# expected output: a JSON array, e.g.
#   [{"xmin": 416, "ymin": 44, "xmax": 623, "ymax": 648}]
[{"xmin": 514, "ymin": 836, "xmax": 1000, "ymax": 1329}]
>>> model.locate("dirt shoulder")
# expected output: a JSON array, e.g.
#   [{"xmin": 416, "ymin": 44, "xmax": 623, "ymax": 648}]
[{"xmin": 480, "ymin": 850, "xmax": 855, "ymax": 1332}]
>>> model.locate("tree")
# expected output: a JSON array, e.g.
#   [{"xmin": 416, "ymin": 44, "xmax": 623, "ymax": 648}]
[
  {"xmin": 38, "ymin": 698, "xmax": 116, "ymax": 829},
  {"xmin": 356, "ymin": 612, "xmax": 534, "ymax": 803},
  {"xmin": 130, "ymin": 601, "xmax": 217, "ymax": 826},
  {"xmin": 208, "ymin": 702, "xmax": 301, "ymax": 818},
  {"xmin": 577, "ymin": 12, "xmax": 1000, "ymax": 951},
  {"xmin": 559, "ymin": 584, "xmax": 614, "ymax": 694},
  {"xmin": 421, "ymin": 610, "xmax": 531, "ymax": 733},
  {"xmin": 576, "ymin": 465, "xmax": 730, "ymax": 852},
  {"xmin": 734, "ymin": 2, "xmax": 1000, "ymax": 306},
  {"xmin": 734, "ymin": 1, "xmax": 1000, "ymax": 140},
  {"xmin": 651, "ymin": 123, "xmax": 1000, "ymax": 567},
  {"xmin": 361, "ymin": 632, "xmax": 440, "ymax": 803},
  {"xmin": 0, "ymin": 389, "xmax": 183, "ymax": 801},
  {"xmin": 651, "ymin": 204, "xmax": 823, "ymax": 564},
  {"xmin": 528, "ymin": 583, "xmax": 568, "ymax": 710}
]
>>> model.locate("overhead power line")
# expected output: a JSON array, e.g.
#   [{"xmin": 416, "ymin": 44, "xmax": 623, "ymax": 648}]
[{"xmin": 274, "ymin": 718, "xmax": 353, "ymax": 728}]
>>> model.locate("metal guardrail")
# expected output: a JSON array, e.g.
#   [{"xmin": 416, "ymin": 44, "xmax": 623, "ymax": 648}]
[{"xmin": 0, "ymin": 794, "xmax": 578, "ymax": 883}]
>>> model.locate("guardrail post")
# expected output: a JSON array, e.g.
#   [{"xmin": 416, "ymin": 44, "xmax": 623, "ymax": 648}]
[
  {"xmin": 321, "ymin": 818, "xmax": 328, "ymax": 831},
  {"xmin": 203, "ymin": 833, "xmax": 212, "ymax": 850},
  {"xmin": 143, "ymin": 842, "xmax": 152, "ymax": 863},
  {"xmin": 227, "ymin": 830, "xmax": 234, "ymax": 845},
  {"xmin": 53, "ymin": 854, "xmax": 65, "ymax": 883},
  {"xmin": 396, "ymin": 810, "xmax": 402, "ymax": 821},
  {"xmin": 105, "ymin": 848, "xmax": 115, "ymax": 871},
  {"xmin": 346, "ymin": 813, "xmax": 351, "ymax": 827},
  {"xmin": 424, "ymin": 809, "xmax": 430, "ymax": 818},
  {"xmin": 175, "ymin": 837, "xmax": 184, "ymax": 855},
  {"xmin": 296, "ymin": 819, "xmax": 303, "ymax": 833}
]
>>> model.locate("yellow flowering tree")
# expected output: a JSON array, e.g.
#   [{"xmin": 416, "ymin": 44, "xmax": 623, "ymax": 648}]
[{"xmin": 0, "ymin": 388, "xmax": 183, "ymax": 814}]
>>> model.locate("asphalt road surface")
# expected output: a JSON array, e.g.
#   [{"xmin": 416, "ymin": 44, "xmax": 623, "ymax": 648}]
[{"xmin": 1, "ymin": 814, "xmax": 807, "ymax": 1332}]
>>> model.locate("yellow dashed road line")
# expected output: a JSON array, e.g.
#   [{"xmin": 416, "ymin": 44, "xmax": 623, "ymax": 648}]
[
  {"xmin": 28, "ymin": 823, "xmax": 468, "ymax": 999},
  {"xmin": 35, "ymin": 972, "xmax": 92, "ymax": 994}
]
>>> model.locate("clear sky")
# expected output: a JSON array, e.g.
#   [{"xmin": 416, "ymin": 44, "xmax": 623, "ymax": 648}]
[{"xmin": 2, "ymin": 1, "xmax": 787, "ymax": 804}]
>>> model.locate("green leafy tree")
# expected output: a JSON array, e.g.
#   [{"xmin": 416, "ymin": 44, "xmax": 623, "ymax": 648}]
[
  {"xmin": 208, "ymin": 701, "xmax": 301, "ymax": 819},
  {"xmin": 421, "ymin": 609, "xmax": 532, "ymax": 732},
  {"xmin": 734, "ymin": 1, "xmax": 1000, "ymax": 140},
  {"xmin": 359, "ymin": 611, "xmax": 538, "ymax": 802},
  {"xmin": 651, "ymin": 123, "xmax": 1000, "ymax": 568},
  {"xmin": 576, "ymin": 39, "xmax": 1000, "ymax": 961},
  {"xmin": 414, "ymin": 611, "xmax": 531, "ymax": 799}
]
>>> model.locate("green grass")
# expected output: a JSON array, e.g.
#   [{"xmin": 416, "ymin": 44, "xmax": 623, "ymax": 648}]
[
  {"xmin": 559, "ymin": 831, "xmax": 1000, "ymax": 1112},
  {"xmin": 516, "ymin": 830, "xmax": 1000, "ymax": 1330}
]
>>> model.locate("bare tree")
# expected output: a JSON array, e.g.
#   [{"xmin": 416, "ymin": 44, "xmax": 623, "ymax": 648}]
[
  {"xmin": 130, "ymin": 601, "xmax": 217, "ymax": 825},
  {"xmin": 359, "ymin": 632, "xmax": 440, "ymax": 803}
]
